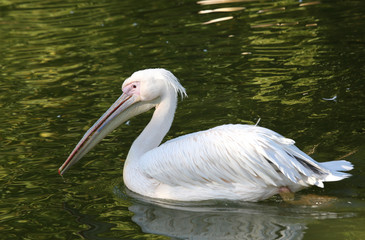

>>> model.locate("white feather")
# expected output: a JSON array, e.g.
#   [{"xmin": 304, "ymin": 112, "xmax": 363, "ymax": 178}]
[{"xmin": 124, "ymin": 124, "xmax": 353, "ymax": 201}]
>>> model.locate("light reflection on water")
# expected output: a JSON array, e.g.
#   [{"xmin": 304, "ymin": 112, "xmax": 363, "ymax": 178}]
[
  {"xmin": 130, "ymin": 202, "xmax": 308, "ymax": 240},
  {"xmin": 1, "ymin": 0, "xmax": 364, "ymax": 239},
  {"xmin": 124, "ymin": 189, "xmax": 359, "ymax": 240}
]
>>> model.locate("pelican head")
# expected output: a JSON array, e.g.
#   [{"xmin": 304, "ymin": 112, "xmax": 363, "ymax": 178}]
[{"xmin": 58, "ymin": 68, "xmax": 186, "ymax": 175}]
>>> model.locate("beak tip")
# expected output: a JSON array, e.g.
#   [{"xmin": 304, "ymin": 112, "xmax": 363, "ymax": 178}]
[{"xmin": 58, "ymin": 168, "xmax": 63, "ymax": 176}]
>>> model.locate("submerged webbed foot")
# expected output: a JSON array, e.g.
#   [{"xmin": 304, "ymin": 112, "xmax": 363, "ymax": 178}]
[{"xmin": 278, "ymin": 187, "xmax": 337, "ymax": 206}]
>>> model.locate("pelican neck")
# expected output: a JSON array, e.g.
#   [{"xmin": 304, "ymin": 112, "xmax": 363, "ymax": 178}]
[{"xmin": 126, "ymin": 91, "xmax": 177, "ymax": 163}]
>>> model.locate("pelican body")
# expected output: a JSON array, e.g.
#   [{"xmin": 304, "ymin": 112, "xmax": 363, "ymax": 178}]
[{"xmin": 59, "ymin": 68, "xmax": 353, "ymax": 202}]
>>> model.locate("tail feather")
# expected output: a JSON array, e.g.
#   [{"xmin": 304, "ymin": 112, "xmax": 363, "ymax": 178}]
[{"xmin": 320, "ymin": 160, "xmax": 353, "ymax": 182}]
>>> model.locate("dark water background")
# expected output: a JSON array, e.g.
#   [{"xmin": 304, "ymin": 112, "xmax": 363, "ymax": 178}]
[{"xmin": 1, "ymin": 0, "xmax": 364, "ymax": 239}]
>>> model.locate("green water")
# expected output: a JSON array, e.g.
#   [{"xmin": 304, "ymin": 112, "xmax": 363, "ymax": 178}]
[{"xmin": 1, "ymin": 0, "xmax": 364, "ymax": 239}]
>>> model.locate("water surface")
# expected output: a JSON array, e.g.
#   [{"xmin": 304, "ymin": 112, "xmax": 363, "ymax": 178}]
[{"xmin": 1, "ymin": 0, "xmax": 364, "ymax": 239}]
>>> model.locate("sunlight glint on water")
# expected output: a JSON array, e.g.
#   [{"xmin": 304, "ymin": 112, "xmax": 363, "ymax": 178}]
[{"xmin": 0, "ymin": 0, "xmax": 364, "ymax": 239}]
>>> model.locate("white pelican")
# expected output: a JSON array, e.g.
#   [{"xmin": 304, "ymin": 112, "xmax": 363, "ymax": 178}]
[{"xmin": 59, "ymin": 68, "xmax": 353, "ymax": 202}]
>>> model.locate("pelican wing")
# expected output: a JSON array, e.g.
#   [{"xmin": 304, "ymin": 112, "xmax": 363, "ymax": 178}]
[{"xmin": 140, "ymin": 124, "xmax": 336, "ymax": 190}]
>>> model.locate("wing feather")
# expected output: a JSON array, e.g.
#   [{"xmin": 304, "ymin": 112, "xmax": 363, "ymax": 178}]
[{"xmin": 139, "ymin": 124, "xmax": 331, "ymax": 190}]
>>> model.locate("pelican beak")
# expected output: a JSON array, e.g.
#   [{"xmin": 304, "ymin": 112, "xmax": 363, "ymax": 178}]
[{"xmin": 58, "ymin": 93, "xmax": 139, "ymax": 175}]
